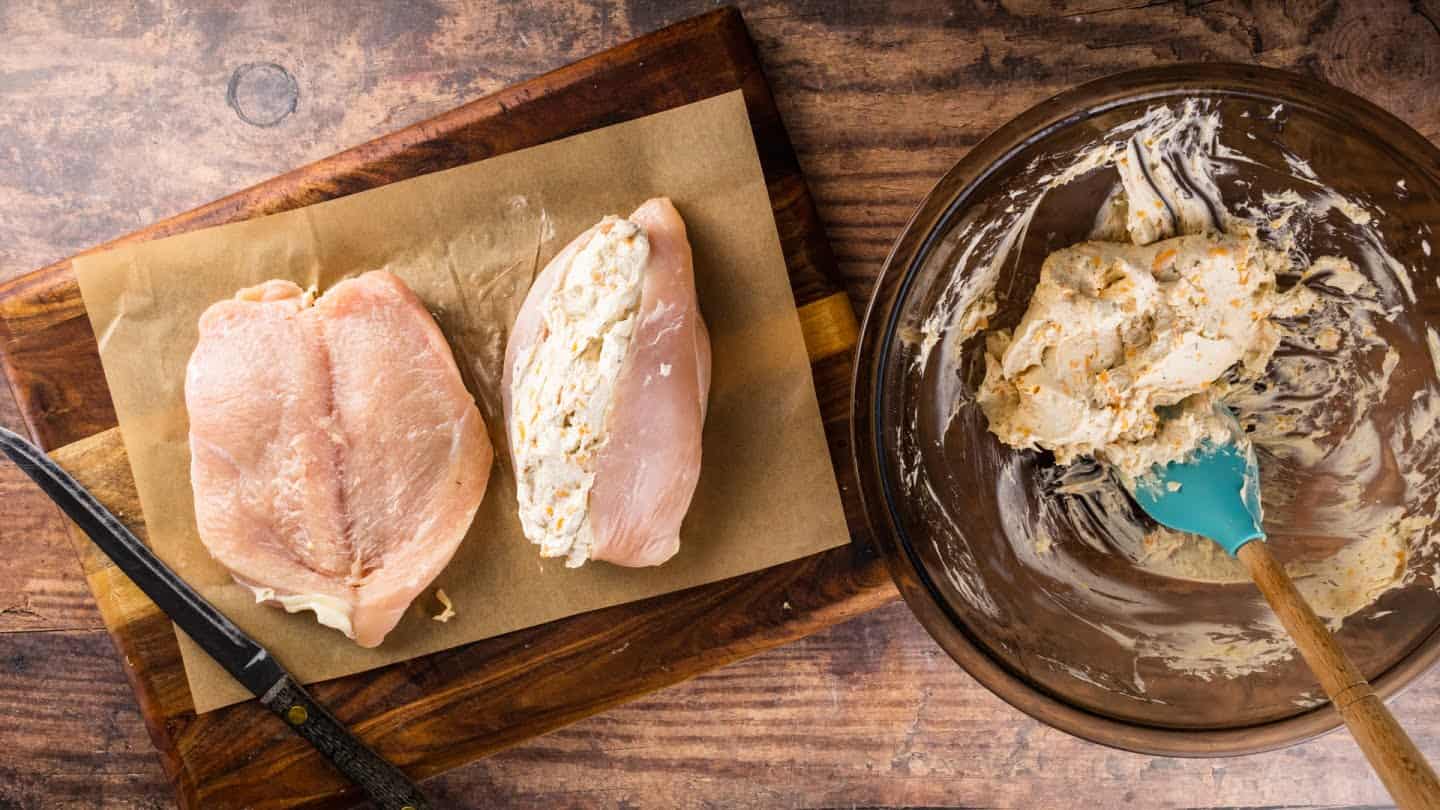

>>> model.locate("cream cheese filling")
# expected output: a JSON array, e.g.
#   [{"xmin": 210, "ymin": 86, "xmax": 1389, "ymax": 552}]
[
  {"xmin": 977, "ymin": 233, "xmax": 1318, "ymax": 481},
  {"xmin": 510, "ymin": 217, "xmax": 649, "ymax": 566}
]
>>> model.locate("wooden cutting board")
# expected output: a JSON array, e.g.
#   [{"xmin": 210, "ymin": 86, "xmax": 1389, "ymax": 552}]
[{"xmin": 0, "ymin": 8, "xmax": 896, "ymax": 808}]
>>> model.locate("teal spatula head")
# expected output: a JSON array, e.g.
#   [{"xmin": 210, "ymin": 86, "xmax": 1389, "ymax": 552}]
[{"xmin": 1129, "ymin": 417, "xmax": 1265, "ymax": 556}]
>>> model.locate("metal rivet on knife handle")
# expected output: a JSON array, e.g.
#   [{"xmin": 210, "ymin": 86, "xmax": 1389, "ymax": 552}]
[{"xmin": 287, "ymin": 704, "xmax": 309, "ymax": 725}]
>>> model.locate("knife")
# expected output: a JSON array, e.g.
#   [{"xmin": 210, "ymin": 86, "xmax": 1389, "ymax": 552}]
[{"xmin": 0, "ymin": 426, "xmax": 431, "ymax": 810}]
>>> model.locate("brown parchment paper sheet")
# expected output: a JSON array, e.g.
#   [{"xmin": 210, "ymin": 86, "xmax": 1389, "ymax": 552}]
[{"xmin": 72, "ymin": 90, "xmax": 849, "ymax": 713}]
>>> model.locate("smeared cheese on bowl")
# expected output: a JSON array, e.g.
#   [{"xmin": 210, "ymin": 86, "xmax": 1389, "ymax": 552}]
[
  {"xmin": 904, "ymin": 97, "xmax": 1440, "ymax": 689},
  {"xmin": 509, "ymin": 217, "xmax": 647, "ymax": 566}
]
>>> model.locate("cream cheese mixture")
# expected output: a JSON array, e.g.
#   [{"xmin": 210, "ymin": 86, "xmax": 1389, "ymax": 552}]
[{"xmin": 977, "ymin": 234, "xmax": 1317, "ymax": 481}]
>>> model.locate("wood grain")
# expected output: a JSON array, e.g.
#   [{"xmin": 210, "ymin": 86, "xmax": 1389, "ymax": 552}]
[
  {"xmin": 0, "ymin": 373, "xmax": 100, "ymax": 634},
  {"xmin": 796, "ymin": 292, "xmax": 860, "ymax": 362},
  {"xmin": 4, "ymin": 1, "xmax": 1440, "ymax": 808}
]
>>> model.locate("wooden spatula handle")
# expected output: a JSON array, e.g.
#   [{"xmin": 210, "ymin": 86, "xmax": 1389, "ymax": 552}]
[{"xmin": 1237, "ymin": 541, "xmax": 1440, "ymax": 809}]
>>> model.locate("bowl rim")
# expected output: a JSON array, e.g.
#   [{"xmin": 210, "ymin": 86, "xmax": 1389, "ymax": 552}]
[{"xmin": 850, "ymin": 62, "xmax": 1440, "ymax": 757}]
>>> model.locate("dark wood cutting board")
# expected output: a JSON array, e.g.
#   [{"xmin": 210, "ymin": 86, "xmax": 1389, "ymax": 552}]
[{"xmin": 0, "ymin": 8, "xmax": 896, "ymax": 808}]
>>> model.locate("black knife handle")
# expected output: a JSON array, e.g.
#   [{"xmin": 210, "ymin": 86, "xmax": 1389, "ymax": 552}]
[{"xmin": 262, "ymin": 676, "xmax": 432, "ymax": 810}]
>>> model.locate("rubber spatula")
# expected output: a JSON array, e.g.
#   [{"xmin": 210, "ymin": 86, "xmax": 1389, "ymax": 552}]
[{"xmin": 1130, "ymin": 411, "xmax": 1440, "ymax": 809}]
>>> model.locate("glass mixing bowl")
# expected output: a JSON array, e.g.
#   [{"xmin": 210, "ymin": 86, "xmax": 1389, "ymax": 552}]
[{"xmin": 853, "ymin": 64, "xmax": 1440, "ymax": 755}]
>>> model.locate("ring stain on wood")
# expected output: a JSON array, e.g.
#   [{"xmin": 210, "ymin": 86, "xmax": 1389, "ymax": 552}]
[{"xmin": 226, "ymin": 63, "xmax": 300, "ymax": 128}]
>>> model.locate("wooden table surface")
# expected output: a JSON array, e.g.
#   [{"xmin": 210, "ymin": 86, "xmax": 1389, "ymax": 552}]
[{"xmin": 3, "ymin": 2, "xmax": 1439, "ymax": 807}]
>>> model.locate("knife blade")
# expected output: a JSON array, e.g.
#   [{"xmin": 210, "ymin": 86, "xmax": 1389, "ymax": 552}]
[{"xmin": 0, "ymin": 426, "xmax": 431, "ymax": 810}]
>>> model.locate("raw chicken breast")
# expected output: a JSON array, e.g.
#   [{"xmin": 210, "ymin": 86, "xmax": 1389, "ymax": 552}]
[
  {"xmin": 504, "ymin": 197, "xmax": 710, "ymax": 567},
  {"xmin": 186, "ymin": 271, "xmax": 491, "ymax": 647}
]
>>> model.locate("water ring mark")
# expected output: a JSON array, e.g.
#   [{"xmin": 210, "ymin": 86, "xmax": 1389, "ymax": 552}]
[{"xmin": 226, "ymin": 62, "xmax": 299, "ymax": 128}]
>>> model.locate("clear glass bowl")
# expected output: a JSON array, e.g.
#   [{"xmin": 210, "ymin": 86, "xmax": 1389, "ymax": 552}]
[{"xmin": 853, "ymin": 64, "xmax": 1440, "ymax": 755}]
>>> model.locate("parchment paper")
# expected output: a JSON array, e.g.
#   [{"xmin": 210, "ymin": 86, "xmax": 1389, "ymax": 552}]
[{"xmin": 72, "ymin": 90, "xmax": 849, "ymax": 713}]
